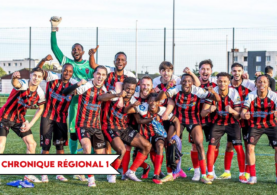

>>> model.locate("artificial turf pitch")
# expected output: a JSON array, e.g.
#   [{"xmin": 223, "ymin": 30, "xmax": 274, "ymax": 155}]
[{"xmin": 0, "ymin": 109, "xmax": 277, "ymax": 195}]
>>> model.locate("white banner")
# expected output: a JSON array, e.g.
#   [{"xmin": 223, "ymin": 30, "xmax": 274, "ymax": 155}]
[{"xmin": 0, "ymin": 155, "xmax": 120, "ymax": 175}]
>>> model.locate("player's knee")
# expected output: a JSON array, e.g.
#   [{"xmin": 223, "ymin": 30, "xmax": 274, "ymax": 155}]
[
  {"xmin": 226, "ymin": 142, "xmax": 233, "ymax": 152},
  {"xmin": 42, "ymin": 146, "xmax": 50, "ymax": 151},
  {"xmin": 56, "ymin": 145, "xmax": 64, "ymax": 151},
  {"xmin": 247, "ymin": 144, "xmax": 254, "ymax": 154},
  {"xmin": 156, "ymin": 144, "xmax": 164, "ymax": 155},
  {"xmin": 82, "ymin": 144, "xmax": 91, "ymax": 154},
  {"xmin": 28, "ymin": 141, "xmax": 37, "ymax": 150},
  {"xmin": 119, "ymin": 146, "xmax": 126, "ymax": 157},
  {"xmin": 144, "ymin": 142, "xmax": 152, "ymax": 153}
]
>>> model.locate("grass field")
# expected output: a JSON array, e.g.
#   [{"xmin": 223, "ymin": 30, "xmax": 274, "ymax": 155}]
[{"xmin": 1, "ymin": 110, "xmax": 277, "ymax": 195}]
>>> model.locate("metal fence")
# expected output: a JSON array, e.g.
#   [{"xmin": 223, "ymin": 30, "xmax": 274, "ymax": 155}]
[{"xmin": 0, "ymin": 26, "xmax": 277, "ymax": 75}]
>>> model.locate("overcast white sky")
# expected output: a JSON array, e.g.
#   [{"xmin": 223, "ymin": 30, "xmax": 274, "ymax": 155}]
[
  {"xmin": 1, "ymin": 0, "xmax": 276, "ymax": 28},
  {"xmin": 0, "ymin": 0, "xmax": 276, "ymax": 74}
]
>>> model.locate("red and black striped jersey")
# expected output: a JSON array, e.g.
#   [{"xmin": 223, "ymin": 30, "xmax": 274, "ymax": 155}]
[
  {"xmin": 102, "ymin": 96, "xmax": 136, "ymax": 130},
  {"xmin": 199, "ymin": 77, "xmax": 218, "ymax": 125},
  {"xmin": 104, "ymin": 67, "xmax": 136, "ymax": 91},
  {"xmin": 75, "ymin": 81, "xmax": 107, "ymax": 129},
  {"xmin": 243, "ymin": 90, "xmax": 277, "ymax": 129},
  {"xmin": 0, "ymin": 79, "xmax": 45, "ymax": 123},
  {"xmin": 166, "ymin": 85, "xmax": 211, "ymax": 125},
  {"xmin": 153, "ymin": 75, "xmax": 181, "ymax": 92},
  {"xmin": 136, "ymin": 104, "xmax": 174, "ymax": 139},
  {"xmin": 205, "ymin": 87, "xmax": 241, "ymax": 126},
  {"xmin": 230, "ymin": 79, "xmax": 256, "ymax": 127},
  {"xmin": 42, "ymin": 72, "xmax": 77, "ymax": 123}
]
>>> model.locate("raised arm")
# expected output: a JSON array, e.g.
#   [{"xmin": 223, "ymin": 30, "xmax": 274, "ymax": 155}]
[
  {"xmin": 88, "ymin": 45, "xmax": 99, "ymax": 69},
  {"xmin": 36, "ymin": 54, "xmax": 53, "ymax": 79},
  {"xmin": 183, "ymin": 67, "xmax": 201, "ymax": 87},
  {"xmin": 11, "ymin": 71, "xmax": 22, "ymax": 89}
]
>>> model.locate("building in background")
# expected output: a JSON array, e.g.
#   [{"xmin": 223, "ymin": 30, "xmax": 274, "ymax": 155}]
[
  {"xmin": 0, "ymin": 58, "xmax": 62, "ymax": 75},
  {"xmin": 228, "ymin": 49, "xmax": 277, "ymax": 79}
]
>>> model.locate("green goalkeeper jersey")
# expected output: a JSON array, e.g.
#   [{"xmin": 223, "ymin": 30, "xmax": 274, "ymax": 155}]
[{"xmin": 51, "ymin": 32, "xmax": 94, "ymax": 81}]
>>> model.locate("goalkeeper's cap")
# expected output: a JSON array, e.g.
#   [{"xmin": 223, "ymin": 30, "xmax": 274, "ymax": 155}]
[
  {"xmin": 114, "ymin": 51, "xmax": 127, "ymax": 61},
  {"xmin": 72, "ymin": 43, "xmax": 84, "ymax": 51}
]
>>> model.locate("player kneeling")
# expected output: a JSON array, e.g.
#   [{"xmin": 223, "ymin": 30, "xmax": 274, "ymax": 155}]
[{"xmin": 126, "ymin": 93, "xmax": 181, "ymax": 184}]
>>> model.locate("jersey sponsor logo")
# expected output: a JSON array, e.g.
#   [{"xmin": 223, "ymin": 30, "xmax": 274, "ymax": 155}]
[
  {"xmin": 139, "ymin": 105, "xmax": 146, "ymax": 111},
  {"xmin": 49, "ymin": 88, "xmax": 72, "ymax": 102},
  {"xmin": 86, "ymin": 68, "xmax": 89, "ymax": 74},
  {"xmin": 111, "ymin": 107, "xmax": 124, "ymax": 119},
  {"xmin": 17, "ymin": 97, "xmax": 31, "ymax": 108},
  {"xmin": 250, "ymin": 111, "xmax": 274, "ymax": 118},
  {"xmin": 135, "ymin": 86, "xmax": 139, "ymax": 92},
  {"xmin": 217, "ymin": 111, "xmax": 229, "ymax": 116},
  {"xmin": 245, "ymin": 96, "xmax": 249, "ymax": 101},
  {"xmin": 176, "ymin": 102, "xmax": 196, "ymax": 109},
  {"xmin": 84, "ymin": 101, "xmax": 101, "ymax": 111},
  {"xmin": 51, "ymin": 71, "xmax": 57, "ymax": 74}
]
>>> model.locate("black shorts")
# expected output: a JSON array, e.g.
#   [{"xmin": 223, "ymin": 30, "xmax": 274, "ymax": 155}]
[
  {"xmin": 189, "ymin": 123, "xmax": 212, "ymax": 143},
  {"xmin": 76, "ymin": 127, "xmax": 106, "ymax": 149},
  {"xmin": 0, "ymin": 119, "xmax": 32, "ymax": 138},
  {"xmin": 242, "ymin": 125, "xmax": 250, "ymax": 141},
  {"xmin": 247, "ymin": 126, "xmax": 277, "ymax": 149},
  {"xmin": 40, "ymin": 117, "xmax": 68, "ymax": 148},
  {"xmin": 180, "ymin": 123, "xmax": 200, "ymax": 140},
  {"xmin": 103, "ymin": 127, "xmax": 137, "ymax": 146},
  {"xmin": 209, "ymin": 123, "xmax": 242, "ymax": 146}
]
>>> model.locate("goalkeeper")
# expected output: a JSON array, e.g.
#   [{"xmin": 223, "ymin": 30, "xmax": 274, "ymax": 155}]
[{"xmin": 50, "ymin": 16, "xmax": 97, "ymax": 181}]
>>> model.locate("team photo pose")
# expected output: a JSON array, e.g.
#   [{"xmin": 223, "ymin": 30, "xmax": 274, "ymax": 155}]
[
  {"xmin": 241, "ymin": 74, "xmax": 277, "ymax": 184},
  {"xmin": 0, "ymin": 68, "xmax": 46, "ymax": 182},
  {"xmin": 156, "ymin": 73, "xmax": 220, "ymax": 184},
  {"xmin": 202, "ymin": 72, "xmax": 247, "ymax": 183}
]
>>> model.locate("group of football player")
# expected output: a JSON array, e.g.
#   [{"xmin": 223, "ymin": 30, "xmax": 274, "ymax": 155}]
[{"xmin": 0, "ymin": 17, "xmax": 277, "ymax": 187}]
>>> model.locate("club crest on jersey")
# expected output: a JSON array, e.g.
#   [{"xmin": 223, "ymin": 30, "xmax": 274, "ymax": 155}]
[
  {"xmin": 139, "ymin": 105, "xmax": 146, "ymax": 111},
  {"xmin": 85, "ymin": 68, "xmax": 89, "ymax": 74},
  {"xmin": 135, "ymin": 86, "xmax": 139, "ymax": 92},
  {"xmin": 245, "ymin": 96, "xmax": 249, "ymax": 101}
]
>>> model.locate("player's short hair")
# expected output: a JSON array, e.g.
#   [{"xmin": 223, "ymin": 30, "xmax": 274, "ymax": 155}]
[
  {"xmin": 31, "ymin": 67, "xmax": 44, "ymax": 76},
  {"xmin": 148, "ymin": 93, "xmax": 158, "ymax": 99},
  {"xmin": 94, "ymin": 65, "xmax": 108, "ymax": 75},
  {"xmin": 159, "ymin": 61, "xmax": 173, "ymax": 71},
  {"xmin": 141, "ymin": 76, "xmax": 153, "ymax": 82},
  {"xmin": 216, "ymin": 72, "xmax": 231, "ymax": 80},
  {"xmin": 231, "ymin": 63, "xmax": 243, "ymax": 69},
  {"xmin": 265, "ymin": 66, "xmax": 273, "ymax": 74},
  {"xmin": 255, "ymin": 74, "xmax": 270, "ymax": 84},
  {"xmin": 114, "ymin": 52, "xmax": 127, "ymax": 61},
  {"xmin": 181, "ymin": 73, "xmax": 194, "ymax": 81},
  {"xmin": 72, "ymin": 43, "xmax": 84, "ymax": 51},
  {"xmin": 123, "ymin": 77, "xmax": 137, "ymax": 86},
  {"xmin": 199, "ymin": 59, "xmax": 213, "ymax": 69},
  {"xmin": 62, "ymin": 63, "xmax": 73, "ymax": 71}
]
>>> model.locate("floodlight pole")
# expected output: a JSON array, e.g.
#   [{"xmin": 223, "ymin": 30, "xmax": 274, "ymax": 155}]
[
  {"xmin": 136, "ymin": 20, "xmax": 138, "ymax": 78},
  {"xmin": 172, "ymin": 0, "xmax": 175, "ymax": 74}
]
